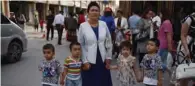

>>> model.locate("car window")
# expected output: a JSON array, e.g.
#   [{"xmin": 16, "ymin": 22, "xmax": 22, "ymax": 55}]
[{"xmin": 1, "ymin": 14, "xmax": 10, "ymax": 24}]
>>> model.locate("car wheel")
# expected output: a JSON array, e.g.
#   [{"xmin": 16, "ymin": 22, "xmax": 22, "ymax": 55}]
[{"xmin": 6, "ymin": 42, "xmax": 22, "ymax": 63}]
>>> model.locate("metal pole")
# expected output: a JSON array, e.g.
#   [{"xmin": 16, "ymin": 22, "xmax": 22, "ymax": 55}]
[
  {"xmin": 74, "ymin": 0, "xmax": 76, "ymax": 13},
  {"xmin": 80, "ymin": 1, "xmax": 82, "ymax": 11}
]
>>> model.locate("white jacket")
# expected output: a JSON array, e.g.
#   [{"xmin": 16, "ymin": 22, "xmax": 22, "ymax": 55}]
[
  {"xmin": 114, "ymin": 17, "xmax": 128, "ymax": 30},
  {"xmin": 78, "ymin": 21, "xmax": 113, "ymax": 64}
]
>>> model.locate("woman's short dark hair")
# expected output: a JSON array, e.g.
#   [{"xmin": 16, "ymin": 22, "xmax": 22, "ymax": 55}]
[
  {"xmin": 161, "ymin": 8, "xmax": 171, "ymax": 22},
  {"xmin": 142, "ymin": 8, "xmax": 151, "ymax": 19},
  {"xmin": 87, "ymin": 1, "xmax": 100, "ymax": 13}
]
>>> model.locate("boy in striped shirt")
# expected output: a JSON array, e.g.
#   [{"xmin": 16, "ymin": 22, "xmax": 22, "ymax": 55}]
[{"xmin": 60, "ymin": 42, "xmax": 82, "ymax": 86}]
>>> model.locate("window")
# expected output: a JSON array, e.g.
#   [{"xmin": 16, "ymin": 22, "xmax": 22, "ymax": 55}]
[{"xmin": 1, "ymin": 14, "xmax": 10, "ymax": 24}]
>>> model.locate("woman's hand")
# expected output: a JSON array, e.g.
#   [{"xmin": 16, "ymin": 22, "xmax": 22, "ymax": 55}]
[
  {"xmin": 157, "ymin": 81, "xmax": 162, "ymax": 86},
  {"xmin": 60, "ymin": 80, "xmax": 65, "ymax": 86},
  {"xmin": 82, "ymin": 63, "xmax": 91, "ymax": 71},
  {"xmin": 105, "ymin": 59, "xmax": 111, "ymax": 70},
  {"xmin": 168, "ymin": 45, "xmax": 173, "ymax": 52}
]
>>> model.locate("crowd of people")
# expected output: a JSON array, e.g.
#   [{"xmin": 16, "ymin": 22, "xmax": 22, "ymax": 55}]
[{"xmin": 37, "ymin": 1, "xmax": 195, "ymax": 86}]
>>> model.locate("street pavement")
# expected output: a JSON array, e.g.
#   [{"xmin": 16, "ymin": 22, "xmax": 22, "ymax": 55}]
[{"xmin": 1, "ymin": 26, "xmax": 193, "ymax": 86}]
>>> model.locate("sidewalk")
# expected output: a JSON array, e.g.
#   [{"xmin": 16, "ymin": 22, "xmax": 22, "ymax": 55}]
[{"xmin": 25, "ymin": 24, "xmax": 66, "ymax": 39}]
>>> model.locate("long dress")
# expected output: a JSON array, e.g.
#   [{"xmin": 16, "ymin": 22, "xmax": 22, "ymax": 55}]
[
  {"xmin": 116, "ymin": 54, "xmax": 137, "ymax": 86},
  {"xmin": 81, "ymin": 26, "xmax": 113, "ymax": 86}
]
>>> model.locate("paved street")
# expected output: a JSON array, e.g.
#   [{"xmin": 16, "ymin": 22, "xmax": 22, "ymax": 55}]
[{"xmin": 1, "ymin": 26, "xmax": 192, "ymax": 86}]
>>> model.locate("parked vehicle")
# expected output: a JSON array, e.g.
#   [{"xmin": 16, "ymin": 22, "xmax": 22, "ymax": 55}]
[{"xmin": 1, "ymin": 13, "xmax": 28, "ymax": 63}]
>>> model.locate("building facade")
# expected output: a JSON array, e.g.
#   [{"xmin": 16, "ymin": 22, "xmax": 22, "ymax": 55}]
[
  {"xmin": 1, "ymin": 0, "xmax": 89, "ymax": 25},
  {"xmin": 1, "ymin": 0, "xmax": 116, "ymax": 25},
  {"xmin": 119, "ymin": 1, "xmax": 195, "ymax": 18}
]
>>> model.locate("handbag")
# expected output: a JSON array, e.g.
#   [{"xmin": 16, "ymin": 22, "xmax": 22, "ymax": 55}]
[
  {"xmin": 135, "ymin": 29, "xmax": 149, "ymax": 41},
  {"xmin": 176, "ymin": 59, "xmax": 195, "ymax": 79}
]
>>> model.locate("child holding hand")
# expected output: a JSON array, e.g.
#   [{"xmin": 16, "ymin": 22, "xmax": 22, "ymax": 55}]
[{"xmin": 110, "ymin": 41, "xmax": 139, "ymax": 86}]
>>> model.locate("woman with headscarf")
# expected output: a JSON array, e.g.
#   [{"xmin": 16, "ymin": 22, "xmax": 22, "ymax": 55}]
[
  {"xmin": 100, "ymin": 7, "xmax": 115, "ymax": 36},
  {"xmin": 64, "ymin": 12, "xmax": 78, "ymax": 42}
]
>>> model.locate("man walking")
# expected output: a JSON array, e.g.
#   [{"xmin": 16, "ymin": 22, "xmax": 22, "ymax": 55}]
[
  {"xmin": 34, "ymin": 10, "xmax": 39, "ymax": 32},
  {"xmin": 46, "ymin": 10, "xmax": 55, "ymax": 41},
  {"xmin": 53, "ymin": 11, "xmax": 65, "ymax": 45},
  {"xmin": 128, "ymin": 10, "xmax": 141, "ymax": 56}
]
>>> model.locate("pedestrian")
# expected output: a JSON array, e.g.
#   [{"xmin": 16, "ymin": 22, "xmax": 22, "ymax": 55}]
[
  {"xmin": 40, "ymin": 18, "xmax": 44, "ymax": 32},
  {"xmin": 114, "ymin": 10, "xmax": 128, "ymax": 31},
  {"xmin": 136, "ymin": 8, "xmax": 153, "ymax": 64},
  {"xmin": 114, "ymin": 10, "xmax": 128, "ymax": 58},
  {"xmin": 180, "ymin": 7, "xmax": 195, "ymax": 86},
  {"xmin": 152, "ymin": 10, "xmax": 161, "ymax": 38},
  {"xmin": 78, "ymin": 10, "xmax": 85, "ymax": 26},
  {"xmin": 53, "ymin": 11, "xmax": 65, "ymax": 45},
  {"xmin": 114, "ymin": 27, "xmax": 125, "ymax": 58},
  {"xmin": 64, "ymin": 12, "xmax": 78, "ymax": 42},
  {"xmin": 100, "ymin": 7, "xmax": 115, "ymax": 41},
  {"xmin": 158, "ymin": 8, "xmax": 174, "ymax": 77},
  {"xmin": 110, "ymin": 41, "xmax": 139, "ymax": 86},
  {"xmin": 46, "ymin": 10, "xmax": 55, "ymax": 41},
  {"xmin": 73, "ymin": 13, "xmax": 78, "ymax": 23},
  {"xmin": 9, "ymin": 12, "xmax": 17, "ymax": 24},
  {"xmin": 60, "ymin": 42, "xmax": 82, "ymax": 86},
  {"xmin": 17, "ymin": 13, "xmax": 26, "ymax": 30},
  {"xmin": 77, "ymin": 2, "xmax": 113, "ymax": 86},
  {"xmin": 140, "ymin": 38, "xmax": 163, "ymax": 86},
  {"xmin": 34, "ymin": 11, "xmax": 39, "ymax": 32},
  {"xmin": 128, "ymin": 9, "xmax": 141, "ymax": 56},
  {"xmin": 38, "ymin": 44, "xmax": 61, "ymax": 86}
]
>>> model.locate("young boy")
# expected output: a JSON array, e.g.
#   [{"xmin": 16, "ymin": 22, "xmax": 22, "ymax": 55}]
[
  {"xmin": 60, "ymin": 42, "xmax": 82, "ymax": 86},
  {"xmin": 38, "ymin": 44, "xmax": 61, "ymax": 86},
  {"xmin": 140, "ymin": 38, "xmax": 163, "ymax": 86}
]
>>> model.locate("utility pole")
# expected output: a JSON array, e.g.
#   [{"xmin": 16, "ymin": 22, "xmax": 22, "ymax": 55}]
[
  {"xmin": 74, "ymin": 0, "xmax": 76, "ymax": 13},
  {"xmin": 80, "ymin": 1, "xmax": 82, "ymax": 11}
]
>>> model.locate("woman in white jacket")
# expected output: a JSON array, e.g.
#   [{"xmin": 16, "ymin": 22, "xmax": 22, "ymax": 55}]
[{"xmin": 77, "ymin": 2, "xmax": 113, "ymax": 86}]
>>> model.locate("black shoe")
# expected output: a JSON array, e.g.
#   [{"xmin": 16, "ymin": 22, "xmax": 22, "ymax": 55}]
[{"xmin": 51, "ymin": 38, "xmax": 53, "ymax": 40}]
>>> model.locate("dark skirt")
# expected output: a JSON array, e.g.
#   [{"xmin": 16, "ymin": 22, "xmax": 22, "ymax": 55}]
[
  {"xmin": 66, "ymin": 29, "xmax": 77, "ymax": 42},
  {"xmin": 81, "ymin": 48, "xmax": 113, "ymax": 86}
]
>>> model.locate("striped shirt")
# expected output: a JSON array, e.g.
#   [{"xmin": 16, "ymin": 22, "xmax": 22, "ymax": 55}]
[{"xmin": 64, "ymin": 56, "xmax": 82, "ymax": 80}]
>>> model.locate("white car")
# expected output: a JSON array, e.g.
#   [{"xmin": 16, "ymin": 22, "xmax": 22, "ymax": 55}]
[{"xmin": 1, "ymin": 14, "xmax": 28, "ymax": 63}]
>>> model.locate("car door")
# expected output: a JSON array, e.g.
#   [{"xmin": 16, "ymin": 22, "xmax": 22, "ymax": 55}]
[{"xmin": 1, "ymin": 14, "xmax": 13, "ymax": 55}]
